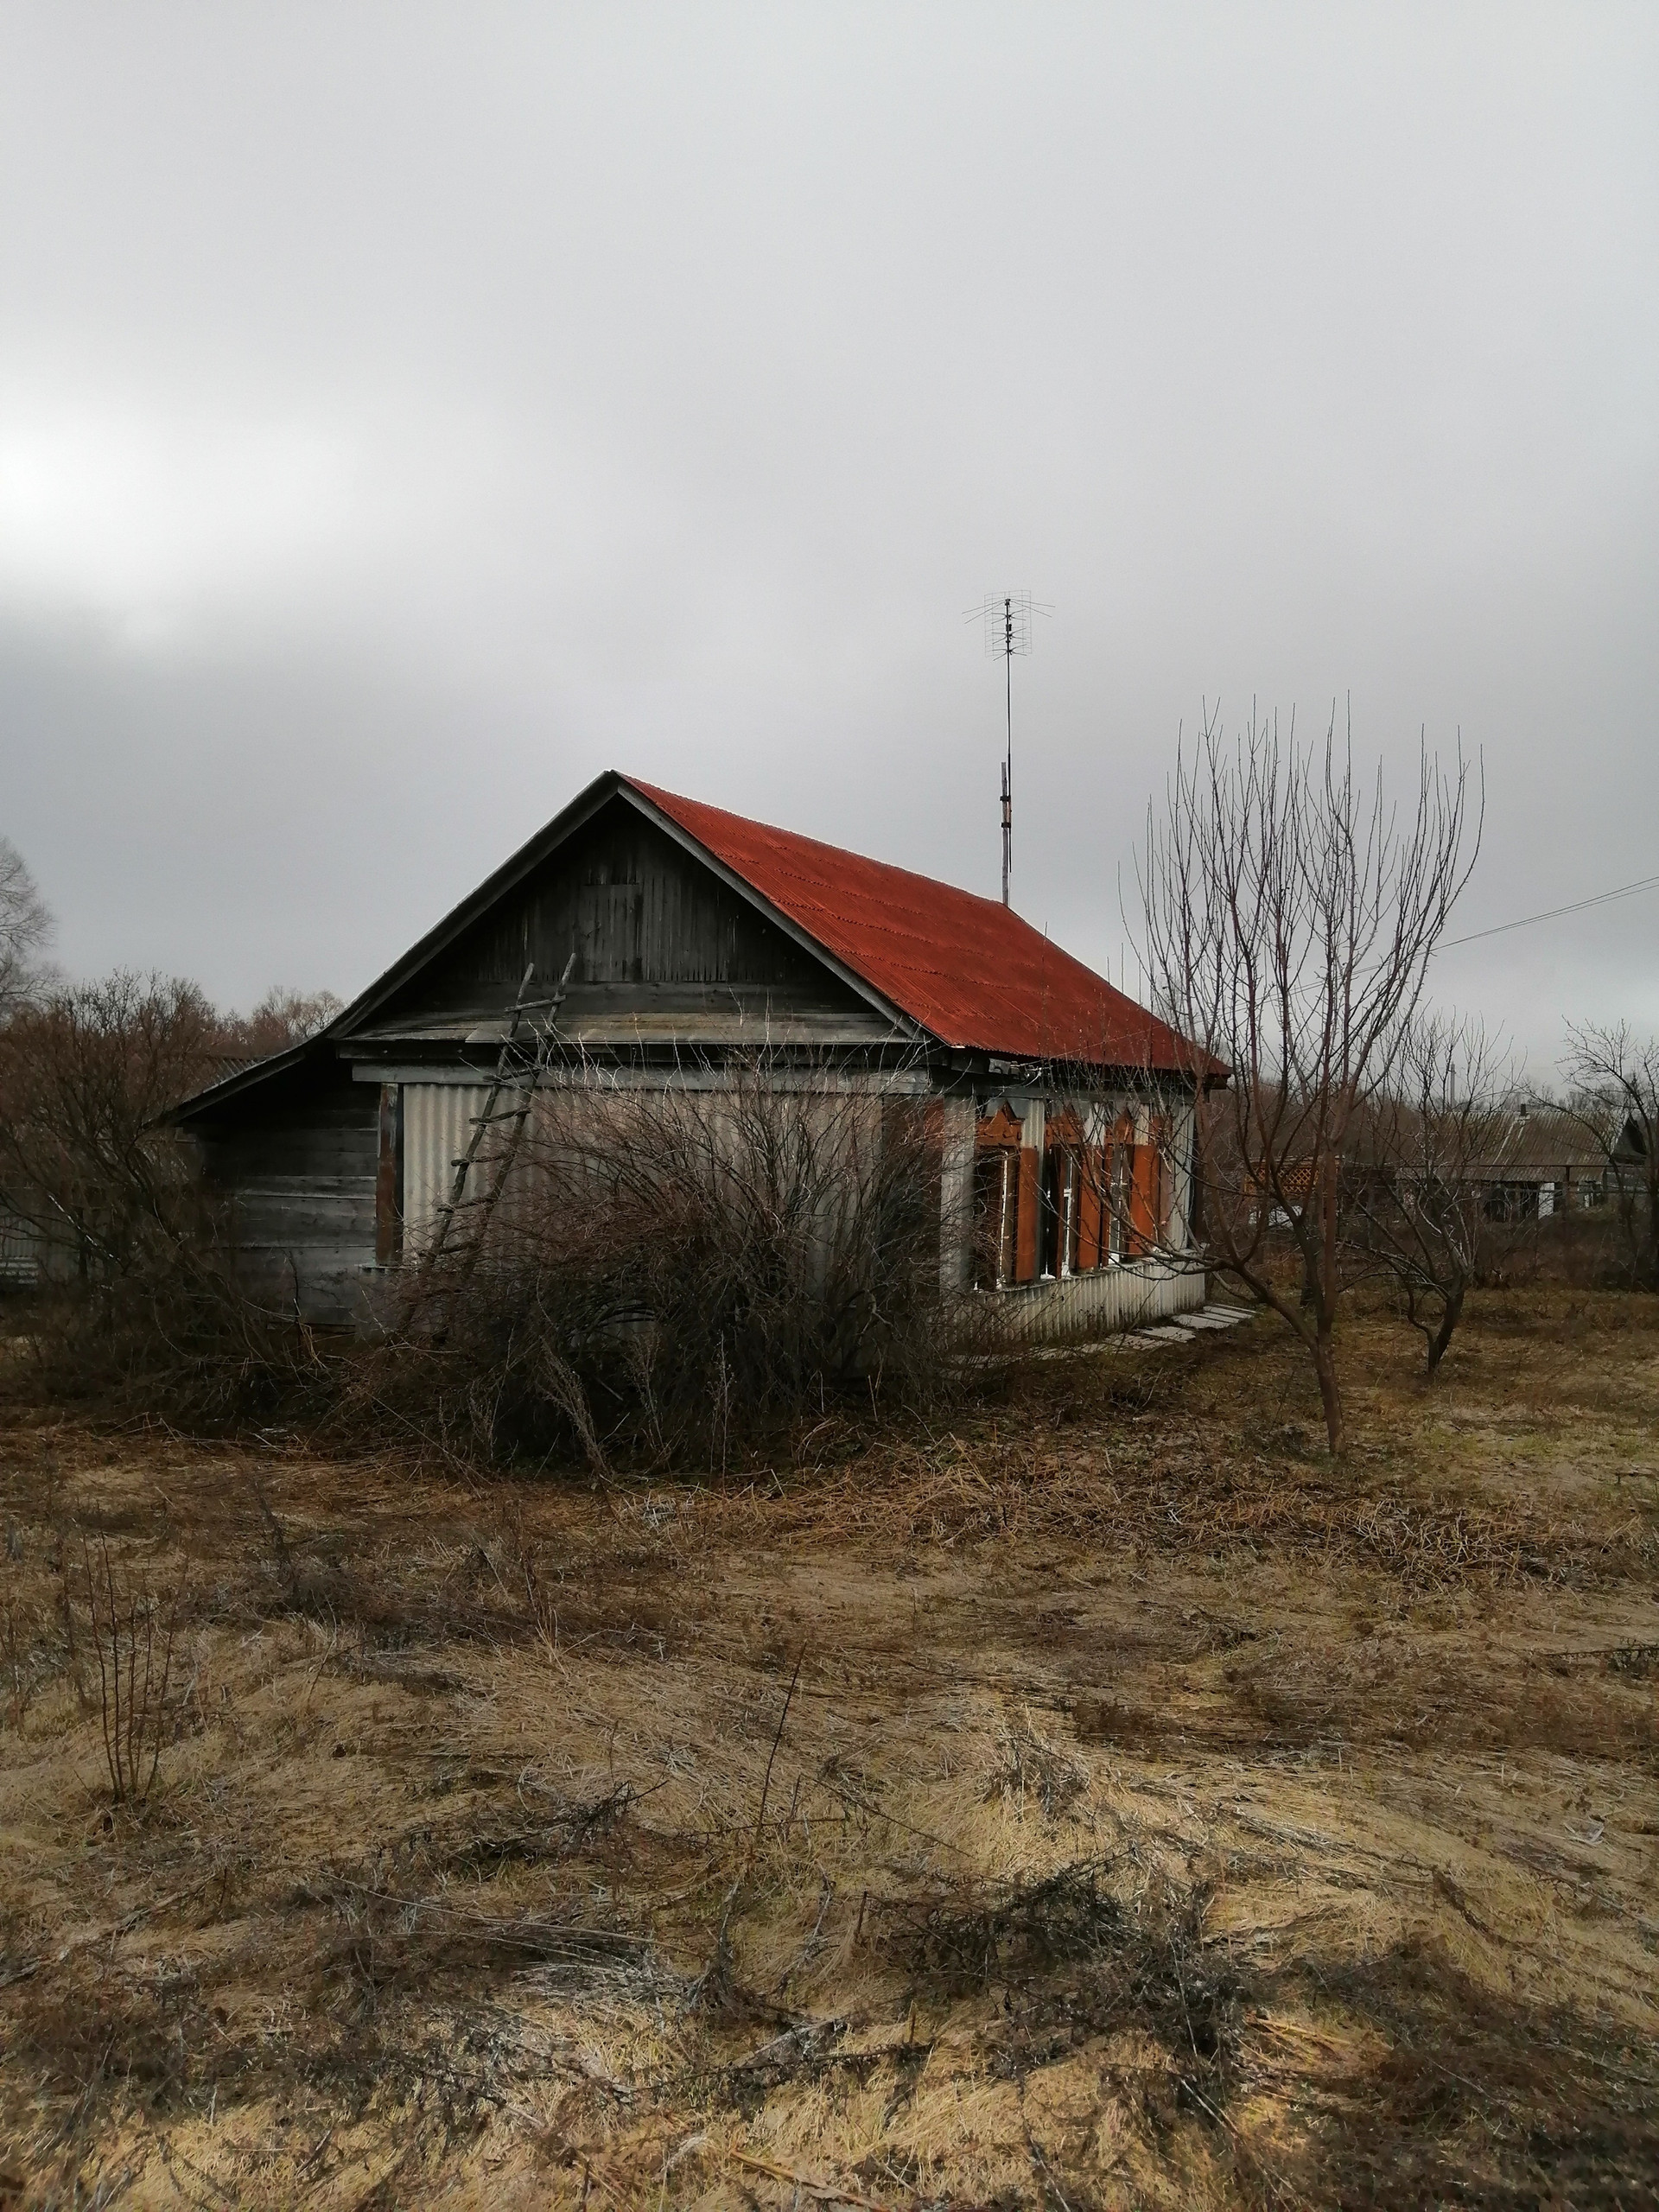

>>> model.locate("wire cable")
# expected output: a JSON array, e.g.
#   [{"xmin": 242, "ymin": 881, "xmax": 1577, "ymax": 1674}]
[{"xmin": 1438, "ymin": 870, "xmax": 1659, "ymax": 951}]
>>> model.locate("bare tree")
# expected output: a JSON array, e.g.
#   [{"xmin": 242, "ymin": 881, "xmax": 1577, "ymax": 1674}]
[
  {"xmin": 1560, "ymin": 1022, "xmax": 1659, "ymax": 1289},
  {"xmin": 0, "ymin": 972, "xmax": 223, "ymax": 1279},
  {"xmin": 1141, "ymin": 705, "xmax": 1478, "ymax": 1453},
  {"xmin": 218, "ymin": 985, "xmax": 344, "ymax": 1059},
  {"xmin": 1344, "ymin": 1012, "xmax": 1518, "ymax": 1373},
  {"xmin": 0, "ymin": 839, "xmax": 53, "ymax": 1013},
  {"xmin": 0, "ymin": 969, "xmax": 352, "ymax": 1291}
]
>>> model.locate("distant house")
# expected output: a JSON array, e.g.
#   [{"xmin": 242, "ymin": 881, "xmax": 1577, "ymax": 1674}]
[
  {"xmin": 170, "ymin": 772, "xmax": 1219, "ymax": 1339},
  {"xmin": 1467, "ymin": 1106, "xmax": 1612, "ymax": 1219},
  {"xmin": 0, "ymin": 1191, "xmax": 38, "ymax": 1287}
]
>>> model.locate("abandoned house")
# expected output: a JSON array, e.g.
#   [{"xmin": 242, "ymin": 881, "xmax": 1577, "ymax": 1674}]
[
  {"xmin": 169, "ymin": 772, "xmax": 1217, "ymax": 1339},
  {"xmin": 1465, "ymin": 1105, "xmax": 1627, "ymax": 1219}
]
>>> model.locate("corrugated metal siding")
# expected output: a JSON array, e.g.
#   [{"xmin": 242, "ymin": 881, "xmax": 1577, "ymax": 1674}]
[
  {"xmin": 983, "ymin": 1259, "xmax": 1205, "ymax": 1348},
  {"xmin": 403, "ymin": 1083, "xmax": 495, "ymax": 1253},
  {"xmin": 401, "ymin": 1082, "xmax": 558, "ymax": 1259},
  {"xmin": 402, "ymin": 1077, "xmax": 913, "ymax": 1274}
]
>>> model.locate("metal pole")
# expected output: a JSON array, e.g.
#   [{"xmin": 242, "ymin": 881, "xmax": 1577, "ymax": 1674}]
[{"xmin": 1001, "ymin": 594, "xmax": 1013, "ymax": 906}]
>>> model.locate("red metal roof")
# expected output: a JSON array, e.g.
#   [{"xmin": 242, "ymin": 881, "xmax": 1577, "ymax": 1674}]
[{"xmin": 627, "ymin": 778, "xmax": 1208, "ymax": 1073}]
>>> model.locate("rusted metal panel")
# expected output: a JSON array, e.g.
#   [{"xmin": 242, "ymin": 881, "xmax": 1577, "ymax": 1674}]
[{"xmin": 632, "ymin": 779, "xmax": 1218, "ymax": 1071}]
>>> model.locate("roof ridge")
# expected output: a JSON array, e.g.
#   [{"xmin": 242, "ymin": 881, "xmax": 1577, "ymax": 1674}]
[
  {"xmin": 624, "ymin": 774, "xmax": 1024, "ymax": 920},
  {"xmin": 624, "ymin": 773, "xmax": 1213, "ymax": 1073}
]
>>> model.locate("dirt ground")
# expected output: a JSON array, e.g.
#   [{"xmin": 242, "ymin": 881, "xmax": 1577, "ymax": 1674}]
[{"xmin": 2, "ymin": 1291, "xmax": 1656, "ymax": 2210}]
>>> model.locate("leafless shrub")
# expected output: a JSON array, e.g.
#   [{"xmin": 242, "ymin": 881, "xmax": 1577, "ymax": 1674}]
[
  {"xmin": 358, "ymin": 1049, "xmax": 969, "ymax": 1471},
  {"xmin": 1344, "ymin": 1011, "xmax": 1523, "ymax": 1371},
  {"xmin": 0, "ymin": 969, "xmax": 334, "ymax": 1418},
  {"xmin": 867, "ymin": 1860, "xmax": 1240, "ymax": 2077},
  {"xmin": 1140, "ymin": 705, "xmax": 1479, "ymax": 1450},
  {"xmin": 79, "ymin": 1537, "xmax": 188, "ymax": 1807},
  {"xmin": 0, "ymin": 972, "xmax": 222, "ymax": 1281},
  {"xmin": 1560, "ymin": 1020, "xmax": 1659, "ymax": 1289}
]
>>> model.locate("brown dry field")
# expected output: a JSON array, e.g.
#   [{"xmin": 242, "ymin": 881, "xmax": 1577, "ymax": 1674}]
[{"xmin": 2, "ymin": 1290, "xmax": 1657, "ymax": 2210}]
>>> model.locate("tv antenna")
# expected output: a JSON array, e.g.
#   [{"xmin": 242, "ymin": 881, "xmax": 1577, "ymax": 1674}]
[{"xmin": 966, "ymin": 591, "xmax": 1048, "ymax": 906}]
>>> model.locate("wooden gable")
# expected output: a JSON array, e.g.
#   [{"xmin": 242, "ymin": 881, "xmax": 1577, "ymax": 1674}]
[{"xmin": 360, "ymin": 794, "xmax": 887, "ymax": 1039}]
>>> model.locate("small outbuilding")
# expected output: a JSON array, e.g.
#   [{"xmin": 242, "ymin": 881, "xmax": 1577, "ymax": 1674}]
[{"xmin": 172, "ymin": 772, "xmax": 1216, "ymax": 1339}]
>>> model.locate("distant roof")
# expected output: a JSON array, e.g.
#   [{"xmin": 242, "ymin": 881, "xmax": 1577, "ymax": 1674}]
[
  {"xmin": 627, "ymin": 778, "xmax": 1211, "ymax": 1073},
  {"xmin": 1477, "ymin": 1108, "xmax": 1609, "ymax": 1175}
]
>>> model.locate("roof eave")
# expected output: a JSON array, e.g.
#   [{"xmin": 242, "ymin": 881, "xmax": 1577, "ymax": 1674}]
[{"xmin": 166, "ymin": 1038, "xmax": 319, "ymax": 1126}]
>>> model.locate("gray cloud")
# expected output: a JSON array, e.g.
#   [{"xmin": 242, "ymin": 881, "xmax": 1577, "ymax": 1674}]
[{"xmin": 2, "ymin": 3, "xmax": 1655, "ymax": 1071}]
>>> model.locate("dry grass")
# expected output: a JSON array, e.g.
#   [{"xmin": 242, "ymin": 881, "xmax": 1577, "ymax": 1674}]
[{"xmin": 1, "ymin": 1288, "xmax": 1656, "ymax": 2209}]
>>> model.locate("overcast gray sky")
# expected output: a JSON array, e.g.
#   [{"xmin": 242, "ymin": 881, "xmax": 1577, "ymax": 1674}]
[{"xmin": 2, "ymin": 3, "xmax": 1654, "ymax": 1074}]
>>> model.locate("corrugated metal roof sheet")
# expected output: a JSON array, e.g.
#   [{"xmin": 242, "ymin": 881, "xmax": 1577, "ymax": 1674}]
[
  {"xmin": 1473, "ymin": 1109, "xmax": 1608, "ymax": 1174},
  {"xmin": 627, "ymin": 779, "xmax": 1211, "ymax": 1073}
]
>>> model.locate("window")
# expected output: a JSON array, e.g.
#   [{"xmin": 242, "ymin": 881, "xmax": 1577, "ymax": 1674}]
[
  {"xmin": 1109, "ymin": 1132, "xmax": 1131, "ymax": 1259},
  {"xmin": 1042, "ymin": 1145, "xmax": 1080, "ymax": 1277},
  {"xmin": 973, "ymin": 1103, "xmax": 1025, "ymax": 1287},
  {"xmin": 972, "ymin": 1147, "xmax": 1016, "ymax": 1287}
]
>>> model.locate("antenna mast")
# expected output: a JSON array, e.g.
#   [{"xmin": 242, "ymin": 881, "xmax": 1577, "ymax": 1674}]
[{"xmin": 967, "ymin": 590, "xmax": 1045, "ymax": 906}]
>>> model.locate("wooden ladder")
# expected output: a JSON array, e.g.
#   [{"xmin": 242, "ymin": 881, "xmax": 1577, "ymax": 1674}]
[{"xmin": 405, "ymin": 950, "xmax": 576, "ymax": 1306}]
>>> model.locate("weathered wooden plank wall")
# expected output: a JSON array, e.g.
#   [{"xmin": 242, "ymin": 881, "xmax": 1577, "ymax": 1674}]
[
  {"xmin": 377, "ymin": 802, "xmax": 875, "ymax": 1028},
  {"xmin": 197, "ymin": 1083, "xmax": 378, "ymax": 1326}
]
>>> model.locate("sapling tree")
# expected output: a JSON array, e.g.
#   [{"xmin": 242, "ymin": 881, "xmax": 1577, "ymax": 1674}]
[
  {"xmin": 1344, "ymin": 1011, "xmax": 1517, "ymax": 1373},
  {"xmin": 1140, "ymin": 704, "xmax": 1478, "ymax": 1453}
]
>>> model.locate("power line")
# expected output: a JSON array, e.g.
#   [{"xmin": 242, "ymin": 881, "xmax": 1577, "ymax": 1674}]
[{"xmin": 1438, "ymin": 869, "xmax": 1659, "ymax": 952}]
